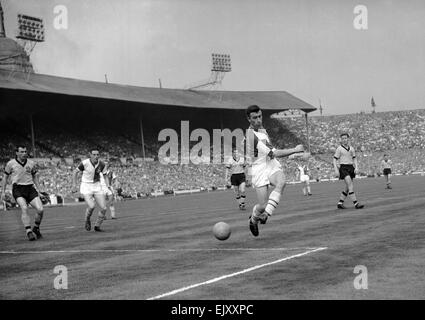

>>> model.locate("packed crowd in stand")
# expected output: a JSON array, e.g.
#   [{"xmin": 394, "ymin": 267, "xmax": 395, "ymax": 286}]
[
  {"xmin": 278, "ymin": 109, "xmax": 425, "ymax": 153},
  {"xmin": 275, "ymin": 108, "xmax": 425, "ymax": 178},
  {"xmin": 1, "ymin": 109, "xmax": 425, "ymax": 205}
]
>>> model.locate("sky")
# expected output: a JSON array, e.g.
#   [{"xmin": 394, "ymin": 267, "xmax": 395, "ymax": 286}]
[{"xmin": 2, "ymin": 0, "xmax": 425, "ymax": 115}]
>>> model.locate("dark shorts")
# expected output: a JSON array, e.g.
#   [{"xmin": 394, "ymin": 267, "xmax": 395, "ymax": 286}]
[
  {"xmin": 339, "ymin": 164, "xmax": 355, "ymax": 180},
  {"xmin": 12, "ymin": 184, "xmax": 39, "ymax": 203},
  {"xmin": 383, "ymin": 168, "xmax": 392, "ymax": 176},
  {"xmin": 231, "ymin": 173, "xmax": 246, "ymax": 186}
]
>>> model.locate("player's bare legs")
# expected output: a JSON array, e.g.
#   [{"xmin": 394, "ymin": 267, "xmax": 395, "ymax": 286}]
[
  {"xmin": 105, "ymin": 193, "xmax": 117, "ymax": 219},
  {"xmin": 386, "ymin": 174, "xmax": 392, "ymax": 189},
  {"xmin": 265, "ymin": 170, "xmax": 286, "ymax": 217},
  {"xmin": 236, "ymin": 182, "xmax": 246, "ymax": 210},
  {"xmin": 250, "ymin": 170, "xmax": 286, "ymax": 236},
  {"xmin": 233, "ymin": 185, "xmax": 241, "ymax": 207},
  {"xmin": 109, "ymin": 194, "xmax": 117, "ymax": 218},
  {"xmin": 338, "ymin": 176, "xmax": 363, "ymax": 209},
  {"xmin": 93, "ymin": 193, "xmax": 107, "ymax": 231},
  {"xmin": 16, "ymin": 197, "xmax": 35, "ymax": 240},
  {"xmin": 29, "ymin": 197, "xmax": 44, "ymax": 238},
  {"xmin": 337, "ymin": 187, "xmax": 349, "ymax": 208},
  {"xmin": 251, "ymin": 185, "xmax": 268, "ymax": 218},
  {"xmin": 306, "ymin": 179, "xmax": 312, "ymax": 195},
  {"xmin": 83, "ymin": 194, "xmax": 96, "ymax": 231}
]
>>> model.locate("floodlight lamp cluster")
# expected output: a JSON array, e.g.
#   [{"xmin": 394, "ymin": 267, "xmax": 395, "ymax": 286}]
[
  {"xmin": 17, "ymin": 14, "xmax": 45, "ymax": 42},
  {"xmin": 211, "ymin": 53, "xmax": 231, "ymax": 72}
]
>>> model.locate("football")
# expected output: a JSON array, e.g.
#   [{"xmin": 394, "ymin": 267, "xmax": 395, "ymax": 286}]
[{"xmin": 213, "ymin": 222, "xmax": 231, "ymax": 241}]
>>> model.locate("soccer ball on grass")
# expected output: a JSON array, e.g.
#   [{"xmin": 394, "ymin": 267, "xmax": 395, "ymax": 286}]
[{"xmin": 213, "ymin": 222, "xmax": 231, "ymax": 241}]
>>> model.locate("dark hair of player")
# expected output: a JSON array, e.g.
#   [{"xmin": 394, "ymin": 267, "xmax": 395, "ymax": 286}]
[
  {"xmin": 340, "ymin": 133, "xmax": 349, "ymax": 138},
  {"xmin": 15, "ymin": 145, "xmax": 27, "ymax": 152},
  {"xmin": 246, "ymin": 105, "xmax": 261, "ymax": 118}
]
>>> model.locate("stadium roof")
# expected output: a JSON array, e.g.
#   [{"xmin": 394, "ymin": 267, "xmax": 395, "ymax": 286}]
[
  {"xmin": 0, "ymin": 38, "xmax": 34, "ymax": 72},
  {"xmin": 0, "ymin": 69, "xmax": 316, "ymax": 112}
]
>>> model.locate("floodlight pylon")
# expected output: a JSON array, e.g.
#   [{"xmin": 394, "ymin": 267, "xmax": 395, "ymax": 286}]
[{"xmin": 187, "ymin": 53, "xmax": 231, "ymax": 91}]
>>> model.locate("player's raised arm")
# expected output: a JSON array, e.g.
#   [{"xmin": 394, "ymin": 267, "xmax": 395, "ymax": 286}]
[
  {"xmin": 271, "ymin": 144, "xmax": 304, "ymax": 158},
  {"xmin": 246, "ymin": 128, "xmax": 304, "ymax": 159}
]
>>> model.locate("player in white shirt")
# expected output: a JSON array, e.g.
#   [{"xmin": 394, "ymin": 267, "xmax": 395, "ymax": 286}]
[
  {"xmin": 100, "ymin": 163, "xmax": 118, "ymax": 219},
  {"xmin": 225, "ymin": 150, "xmax": 247, "ymax": 210},
  {"xmin": 244, "ymin": 105, "xmax": 305, "ymax": 237},
  {"xmin": 72, "ymin": 149, "xmax": 108, "ymax": 232},
  {"xmin": 296, "ymin": 162, "xmax": 312, "ymax": 196}
]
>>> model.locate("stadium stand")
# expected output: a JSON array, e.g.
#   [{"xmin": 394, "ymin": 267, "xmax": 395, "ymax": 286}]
[
  {"xmin": 1, "ymin": 109, "xmax": 425, "ymax": 205},
  {"xmin": 275, "ymin": 109, "xmax": 425, "ymax": 178}
]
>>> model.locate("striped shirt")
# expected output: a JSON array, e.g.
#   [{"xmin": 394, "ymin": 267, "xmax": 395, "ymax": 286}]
[
  {"xmin": 334, "ymin": 145, "xmax": 356, "ymax": 165},
  {"xmin": 77, "ymin": 159, "xmax": 106, "ymax": 183},
  {"xmin": 4, "ymin": 158, "xmax": 37, "ymax": 185}
]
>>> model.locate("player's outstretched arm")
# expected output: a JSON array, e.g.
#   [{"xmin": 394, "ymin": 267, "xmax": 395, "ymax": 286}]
[{"xmin": 272, "ymin": 144, "xmax": 304, "ymax": 158}]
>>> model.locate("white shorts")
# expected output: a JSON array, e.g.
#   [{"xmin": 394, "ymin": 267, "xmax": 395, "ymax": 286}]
[
  {"xmin": 251, "ymin": 159, "xmax": 282, "ymax": 188},
  {"xmin": 80, "ymin": 182, "xmax": 103, "ymax": 196},
  {"xmin": 300, "ymin": 174, "xmax": 310, "ymax": 182}
]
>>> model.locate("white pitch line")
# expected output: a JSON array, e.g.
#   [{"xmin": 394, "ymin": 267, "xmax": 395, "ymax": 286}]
[
  {"xmin": 0, "ymin": 247, "xmax": 323, "ymax": 254},
  {"xmin": 147, "ymin": 247, "xmax": 328, "ymax": 300}
]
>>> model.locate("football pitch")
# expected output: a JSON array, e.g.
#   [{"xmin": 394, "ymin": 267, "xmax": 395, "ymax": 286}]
[{"xmin": 0, "ymin": 175, "xmax": 424, "ymax": 300}]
